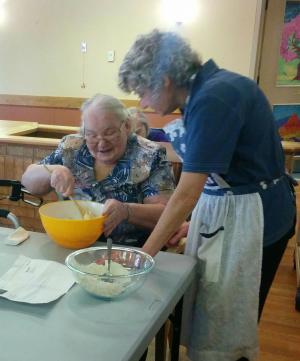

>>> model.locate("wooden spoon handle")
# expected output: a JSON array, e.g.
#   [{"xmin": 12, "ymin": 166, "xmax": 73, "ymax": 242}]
[{"xmin": 69, "ymin": 196, "xmax": 85, "ymax": 219}]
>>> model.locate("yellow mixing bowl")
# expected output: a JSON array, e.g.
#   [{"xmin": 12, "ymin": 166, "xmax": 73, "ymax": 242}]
[{"xmin": 39, "ymin": 200, "xmax": 106, "ymax": 249}]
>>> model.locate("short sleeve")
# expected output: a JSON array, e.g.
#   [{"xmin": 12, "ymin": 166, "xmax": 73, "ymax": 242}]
[
  {"xmin": 39, "ymin": 138, "xmax": 65, "ymax": 165},
  {"xmin": 183, "ymin": 95, "xmax": 243, "ymax": 174}
]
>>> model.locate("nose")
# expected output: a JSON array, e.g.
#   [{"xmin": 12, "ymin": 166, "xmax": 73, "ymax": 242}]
[
  {"xmin": 95, "ymin": 137, "xmax": 109, "ymax": 148},
  {"xmin": 139, "ymin": 96, "xmax": 150, "ymax": 110}
]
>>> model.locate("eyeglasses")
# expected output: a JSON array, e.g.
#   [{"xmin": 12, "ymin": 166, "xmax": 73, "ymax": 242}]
[{"xmin": 84, "ymin": 121, "xmax": 125, "ymax": 144}]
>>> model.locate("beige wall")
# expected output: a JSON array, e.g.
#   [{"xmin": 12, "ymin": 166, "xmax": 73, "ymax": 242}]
[{"xmin": 0, "ymin": 0, "xmax": 262, "ymax": 99}]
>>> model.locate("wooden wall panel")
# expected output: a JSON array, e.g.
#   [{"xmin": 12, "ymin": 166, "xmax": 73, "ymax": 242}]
[
  {"xmin": 0, "ymin": 104, "xmax": 180, "ymax": 128},
  {"xmin": 0, "ymin": 142, "xmax": 57, "ymax": 231},
  {"xmin": 0, "ymin": 105, "xmax": 53, "ymax": 124},
  {"xmin": 0, "ymin": 156, "xmax": 4, "ymax": 179},
  {"xmin": 52, "ymin": 108, "xmax": 82, "ymax": 126}
]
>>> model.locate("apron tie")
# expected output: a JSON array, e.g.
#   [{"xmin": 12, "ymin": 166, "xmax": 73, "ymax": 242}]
[{"xmin": 203, "ymin": 176, "xmax": 284, "ymax": 196}]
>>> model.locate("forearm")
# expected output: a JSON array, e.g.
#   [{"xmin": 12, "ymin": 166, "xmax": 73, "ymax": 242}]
[
  {"xmin": 142, "ymin": 193, "xmax": 194, "ymax": 256},
  {"xmin": 127, "ymin": 202, "xmax": 166, "ymax": 229},
  {"xmin": 21, "ymin": 164, "xmax": 52, "ymax": 195},
  {"xmin": 142, "ymin": 172, "xmax": 208, "ymax": 256}
]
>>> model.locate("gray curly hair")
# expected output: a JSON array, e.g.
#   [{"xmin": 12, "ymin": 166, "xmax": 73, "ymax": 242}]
[{"xmin": 119, "ymin": 29, "xmax": 201, "ymax": 96}]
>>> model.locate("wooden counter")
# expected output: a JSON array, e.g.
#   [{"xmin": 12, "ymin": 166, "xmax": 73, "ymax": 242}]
[
  {"xmin": 0, "ymin": 120, "xmax": 38, "ymax": 135},
  {"xmin": 0, "ymin": 120, "xmax": 79, "ymax": 146}
]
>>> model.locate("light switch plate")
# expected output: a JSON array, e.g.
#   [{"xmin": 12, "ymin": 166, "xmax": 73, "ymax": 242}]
[{"xmin": 107, "ymin": 50, "xmax": 115, "ymax": 62}]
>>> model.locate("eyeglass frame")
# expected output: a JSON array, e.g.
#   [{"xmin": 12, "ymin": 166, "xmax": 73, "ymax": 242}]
[{"xmin": 83, "ymin": 119, "xmax": 127, "ymax": 144}]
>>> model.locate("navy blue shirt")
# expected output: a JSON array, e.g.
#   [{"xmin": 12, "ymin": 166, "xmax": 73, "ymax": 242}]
[{"xmin": 183, "ymin": 60, "xmax": 295, "ymax": 245}]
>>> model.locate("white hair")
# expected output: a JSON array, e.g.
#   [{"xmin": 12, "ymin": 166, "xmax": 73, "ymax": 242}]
[{"xmin": 80, "ymin": 94, "xmax": 130, "ymax": 132}]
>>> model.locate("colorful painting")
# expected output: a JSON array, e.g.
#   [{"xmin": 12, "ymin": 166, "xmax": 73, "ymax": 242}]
[
  {"xmin": 277, "ymin": 1, "xmax": 300, "ymax": 86},
  {"xmin": 273, "ymin": 104, "xmax": 300, "ymax": 140}
]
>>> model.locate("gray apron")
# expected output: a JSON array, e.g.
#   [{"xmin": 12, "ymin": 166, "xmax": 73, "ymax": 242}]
[{"xmin": 181, "ymin": 173, "xmax": 265, "ymax": 361}]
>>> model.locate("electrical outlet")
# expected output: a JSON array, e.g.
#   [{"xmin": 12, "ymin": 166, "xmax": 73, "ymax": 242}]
[{"xmin": 81, "ymin": 41, "xmax": 87, "ymax": 53}]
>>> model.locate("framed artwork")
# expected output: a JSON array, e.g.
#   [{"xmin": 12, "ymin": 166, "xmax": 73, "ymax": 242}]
[
  {"xmin": 277, "ymin": 1, "xmax": 300, "ymax": 86},
  {"xmin": 273, "ymin": 104, "xmax": 300, "ymax": 140}
]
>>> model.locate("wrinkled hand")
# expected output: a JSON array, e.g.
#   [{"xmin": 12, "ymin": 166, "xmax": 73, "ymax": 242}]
[
  {"xmin": 103, "ymin": 199, "xmax": 128, "ymax": 236},
  {"xmin": 167, "ymin": 221, "xmax": 190, "ymax": 248},
  {"xmin": 49, "ymin": 165, "xmax": 75, "ymax": 197}
]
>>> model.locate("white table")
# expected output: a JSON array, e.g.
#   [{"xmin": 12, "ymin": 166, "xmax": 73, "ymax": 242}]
[{"xmin": 0, "ymin": 228, "xmax": 196, "ymax": 361}]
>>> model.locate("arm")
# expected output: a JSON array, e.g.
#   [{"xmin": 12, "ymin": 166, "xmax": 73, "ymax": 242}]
[
  {"xmin": 103, "ymin": 194, "xmax": 169, "ymax": 237},
  {"xmin": 142, "ymin": 172, "xmax": 208, "ymax": 256},
  {"xmin": 22, "ymin": 135, "xmax": 83, "ymax": 197},
  {"xmin": 21, "ymin": 164, "xmax": 75, "ymax": 197},
  {"xmin": 127, "ymin": 194, "xmax": 168, "ymax": 228},
  {"xmin": 22, "ymin": 164, "xmax": 53, "ymax": 196}
]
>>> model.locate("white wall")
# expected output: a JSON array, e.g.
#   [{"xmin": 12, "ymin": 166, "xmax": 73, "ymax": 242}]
[{"xmin": 0, "ymin": 0, "xmax": 262, "ymax": 99}]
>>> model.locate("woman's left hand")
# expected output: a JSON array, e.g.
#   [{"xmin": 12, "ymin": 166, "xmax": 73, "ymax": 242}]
[
  {"xmin": 103, "ymin": 199, "xmax": 128, "ymax": 236},
  {"xmin": 166, "ymin": 221, "xmax": 189, "ymax": 247}
]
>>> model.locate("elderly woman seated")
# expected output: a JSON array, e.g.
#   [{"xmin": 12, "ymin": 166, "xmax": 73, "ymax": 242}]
[
  {"xmin": 22, "ymin": 94, "xmax": 174, "ymax": 247},
  {"xmin": 127, "ymin": 106, "xmax": 170, "ymax": 142}
]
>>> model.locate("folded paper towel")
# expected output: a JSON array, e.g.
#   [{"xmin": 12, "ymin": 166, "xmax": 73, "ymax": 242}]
[{"xmin": 5, "ymin": 227, "xmax": 29, "ymax": 246}]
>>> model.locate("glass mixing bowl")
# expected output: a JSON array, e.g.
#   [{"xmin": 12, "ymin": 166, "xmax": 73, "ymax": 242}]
[{"xmin": 65, "ymin": 246, "xmax": 155, "ymax": 300}]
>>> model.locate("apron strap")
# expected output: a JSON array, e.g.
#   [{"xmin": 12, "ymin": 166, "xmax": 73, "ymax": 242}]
[{"xmin": 203, "ymin": 175, "xmax": 285, "ymax": 196}]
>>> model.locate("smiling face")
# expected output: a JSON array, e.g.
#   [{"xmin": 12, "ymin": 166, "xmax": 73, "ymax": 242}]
[{"xmin": 83, "ymin": 106, "xmax": 131, "ymax": 165}]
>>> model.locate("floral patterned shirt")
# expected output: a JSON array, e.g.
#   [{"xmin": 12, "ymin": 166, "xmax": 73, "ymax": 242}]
[{"xmin": 40, "ymin": 133, "xmax": 174, "ymax": 246}]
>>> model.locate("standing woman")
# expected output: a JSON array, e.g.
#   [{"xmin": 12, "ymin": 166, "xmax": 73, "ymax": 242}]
[{"xmin": 118, "ymin": 30, "xmax": 296, "ymax": 361}]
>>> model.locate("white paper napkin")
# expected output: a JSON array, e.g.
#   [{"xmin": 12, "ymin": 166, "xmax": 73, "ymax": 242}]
[
  {"xmin": 5, "ymin": 226, "xmax": 30, "ymax": 245},
  {"xmin": 0, "ymin": 255, "xmax": 75, "ymax": 303}
]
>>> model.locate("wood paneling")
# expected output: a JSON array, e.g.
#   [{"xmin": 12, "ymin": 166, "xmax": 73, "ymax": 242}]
[
  {"xmin": 0, "ymin": 104, "xmax": 81, "ymax": 126},
  {"xmin": 0, "ymin": 95, "xmax": 180, "ymax": 128},
  {"xmin": 0, "ymin": 104, "xmax": 179, "ymax": 128},
  {"xmin": 0, "ymin": 142, "xmax": 57, "ymax": 232}
]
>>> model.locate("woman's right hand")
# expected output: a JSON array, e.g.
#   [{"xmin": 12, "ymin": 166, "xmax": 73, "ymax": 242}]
[{"xmin": 48, "ymin": 165, "xmax": 75, "ymax": 197}]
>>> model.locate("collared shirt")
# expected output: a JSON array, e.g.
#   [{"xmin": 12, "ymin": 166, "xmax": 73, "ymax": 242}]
[
  {"xmin": 182, "ymin": 59, "xmax": 295, "ymax": 245},
  {"xmin": 40, "ymin": 133, "xmax": 174, "ymax": 246}
]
